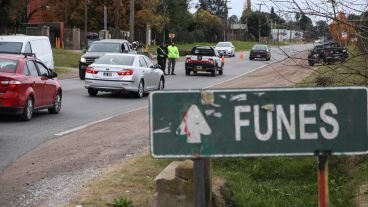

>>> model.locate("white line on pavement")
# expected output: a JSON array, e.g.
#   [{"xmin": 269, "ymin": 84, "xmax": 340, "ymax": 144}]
[{"xmin": 54, "ymin": 106, "xmax": 148, "ymax": 136}]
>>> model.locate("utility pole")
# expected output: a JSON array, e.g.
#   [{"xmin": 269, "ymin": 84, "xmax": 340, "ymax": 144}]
[
  {"xmin": 257, "ymin": 3, "xmax": 264, "ymax": 42},
  {"xmin": 84, "ymin": 0, "xmax": 88, "ymax": 48},
  {"xmin": 113, "ymin": 0, "xmax": 120, "ymax": 38},
  {"xmin": 163, "ymin": 4, "xmax": 167, "ymax": 43},
  {"xmin": 65, "ymin": 4, "xmax": 68, "ymax": 29},
  {"xmin": 223, "ymin": 0, "xmax": 228, "ymax": 41},
  {"xmin": 129, "ymin": 0, "xmax": 135, "ymax": 42}
]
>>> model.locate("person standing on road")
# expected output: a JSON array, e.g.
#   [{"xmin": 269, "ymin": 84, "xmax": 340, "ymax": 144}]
[
  {"xmin": 167, "ymin": 42, "xmax": 179, "ymax": 75},
  {"xmin": 157, "ymin": 42, "xmax": 168, "ymax": 75}
]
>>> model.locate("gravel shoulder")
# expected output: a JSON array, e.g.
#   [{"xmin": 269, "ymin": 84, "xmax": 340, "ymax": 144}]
[{"xmin": 0, "ymin": 52, "xmax": 313, "ymax": 206}]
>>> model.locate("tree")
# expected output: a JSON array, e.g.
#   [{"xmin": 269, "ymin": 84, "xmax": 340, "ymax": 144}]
[
  {"xmin": 241, "ymin": 11, "xmax": 270, "ymax": 40},
  {"xmin": 299, "ymin": 14, "xmax": 312, "ymax": 31},
  {"xmin": 195, "ymin": 10, "xmax": 223, "ymax": 42},
  {"xmin": 198, "ymin": 0, "xmax": 227, "ymax": 17},
  {"xmin": 228, "ymin": 15, "xmax": 239, "ymax": 24},
  {"xmin": 0, "ymin": 0, "xmax": 15, "ymax": 29}
]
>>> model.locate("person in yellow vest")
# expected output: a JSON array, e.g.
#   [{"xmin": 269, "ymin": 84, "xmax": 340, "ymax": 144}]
[{"xmin": 167, "ymin": 42, "xmax": 179, "ymax": 75}]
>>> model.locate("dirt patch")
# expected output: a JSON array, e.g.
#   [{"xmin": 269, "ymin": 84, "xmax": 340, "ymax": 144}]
[{"xmin": 0, "ymin": 52, "xmax": 313, "ymax": 206}]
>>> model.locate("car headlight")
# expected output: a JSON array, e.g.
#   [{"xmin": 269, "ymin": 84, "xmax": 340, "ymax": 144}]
[
  {"xmin": 80, "ymin": 57, "xmax": 86, "ymax": 63},
  {"xmin": 342, "ymin": 49, "xmax": 346, "ymax": 53}
]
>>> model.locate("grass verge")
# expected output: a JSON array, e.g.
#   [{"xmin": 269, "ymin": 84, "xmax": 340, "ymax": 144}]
[{"xmin": 53, "ymin": 49, "xmax": 82, "ymax": 68}]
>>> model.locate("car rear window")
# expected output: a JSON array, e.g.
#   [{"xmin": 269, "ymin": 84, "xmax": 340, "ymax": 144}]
[
  {"xmin": 252, "ymin": 45, "xmax": 268, "ymax": 50},
  {"xmin": 191, "ymin": 48, "xmax": 215, "ymax": 56},
  {"xmin": 216, "ymin": 43, "xmax": 231, "ymax": 47},
  {"xmin": 0, "ymin": 59, "xmax": 18, "ymax": 73},
  {"xmin": 88, "ymin": 43, "xmax": 121, "ymax": 53},
  {"xmin": 0, "ymin": 42, "xmax": 23, "ymax": 53},
  {"xmin": 94, "ymin": 55, "xmax": 135, "ymax": 66}
]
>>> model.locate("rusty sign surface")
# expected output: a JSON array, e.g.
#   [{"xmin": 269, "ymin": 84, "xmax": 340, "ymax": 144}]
[{"xmin": 149, "ymin": 87, "xmax": 368, "ymax": 158}]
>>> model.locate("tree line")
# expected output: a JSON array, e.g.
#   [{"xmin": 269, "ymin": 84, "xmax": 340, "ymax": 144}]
[{"xmin": 0, "ymin": 0, "xmax": 363, "ymax": 44}]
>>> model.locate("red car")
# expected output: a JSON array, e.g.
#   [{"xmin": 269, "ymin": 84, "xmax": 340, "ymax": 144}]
[{"xmin": 0, "ymin": 54, "xmax": 62, "ymax": 121}]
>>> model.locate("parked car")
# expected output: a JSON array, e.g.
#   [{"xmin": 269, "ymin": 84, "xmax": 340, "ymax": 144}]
[
  {"xmin": 308, "ymin": 42, "xmax": 348, "ymax": 66},
  {"xmin": 185, "ymin": 46, "xmax": 224, "ymax": 77},
  {"xmin": 249, "ymin": 44, "xmax": 271, "ymax": 61},
  {"xmin": 0, "ymin": 35, "xmax": 54, "ymax": 69},
  {"xmin": 215, "ymin": 42, "xmax": 235, "ymax": 57},
  {"xmin": 79, "ymin": 39, "xmax": 135, "ymax": 80},
  {"xmin": 0, "ymin": 54, "xmax": 62, "ymax": 121},
  {"xmin": 84, "ymin": 53, "xmax": 164, "ymax": 98}
]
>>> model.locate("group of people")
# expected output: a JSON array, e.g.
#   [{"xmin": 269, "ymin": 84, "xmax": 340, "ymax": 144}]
[{"xmin": 156, "ymin": 42, "xmax": 179, "ymax": 75}]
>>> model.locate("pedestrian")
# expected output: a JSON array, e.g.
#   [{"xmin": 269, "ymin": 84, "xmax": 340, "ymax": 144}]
[
  {"xmin": 157, "ymin": 42, "xmax": 168, "ymax": 75},
  {"xmin": 167, "ymin": 42, "xmax": 179, "ymax": 75}
]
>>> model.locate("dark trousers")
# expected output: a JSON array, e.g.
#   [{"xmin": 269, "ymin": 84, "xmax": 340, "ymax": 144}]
[
  {"xmin": 158, "ymin": 57, "xmax": 166, "ymax": 73},
  {"xmin": 168, "ymin": 58, "xmax": 176, "ymax": 74}
]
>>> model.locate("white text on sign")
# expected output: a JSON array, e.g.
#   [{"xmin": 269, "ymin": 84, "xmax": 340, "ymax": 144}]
[{"xmin": 235, "ymin": 103, "xmax": 339, "ymax": 141}]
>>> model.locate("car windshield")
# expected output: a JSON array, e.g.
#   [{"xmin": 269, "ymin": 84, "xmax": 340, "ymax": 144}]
[
  {"xmin": 191, "ymin": 47, "xmax": 215, "ymax": 56},
  {"xmin": 216, "ymin": 43, "xmax": 231, "ymax": 47},
  {"xmin": 88, "ymin": 43, "xmax": 121, "ymax": 53},
  {"xmin": 0, "ymin": 42, "xmax": 23, "ymax": 54},
  {"xmin": 0, "ymin": 59, "xmax": 18, "ymax": 73},
  {"xmin": 252, "ymin": 45, "xmax": 268, "ymax": 50},
  {"xmin": 95, "ymin": 55, "xmax": 135, "ymax": 66}
]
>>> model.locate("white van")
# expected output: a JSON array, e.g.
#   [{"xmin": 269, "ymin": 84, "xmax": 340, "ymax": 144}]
[{"xmin": 0, "ymin": 35, "xmax": 54, "ymax": 69}]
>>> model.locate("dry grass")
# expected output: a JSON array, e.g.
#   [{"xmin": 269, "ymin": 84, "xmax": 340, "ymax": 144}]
[{"xmin": 66, "ymin": 155, "xmax": 170, "ymax": 207}]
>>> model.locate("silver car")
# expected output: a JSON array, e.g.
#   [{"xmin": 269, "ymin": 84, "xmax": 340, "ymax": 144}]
[
  {"xmin": 85, "ymin": 53, "xmax": 165, "ymax": 98},
  {"xmin": 215, "ymin": 42, "xmax": 235, "ymax": 57}
]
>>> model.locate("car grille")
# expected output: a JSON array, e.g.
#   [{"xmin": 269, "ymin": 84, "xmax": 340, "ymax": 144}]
[{"xmin": 85, "ymin": 57, "xmax": 97, "ymax": 65}]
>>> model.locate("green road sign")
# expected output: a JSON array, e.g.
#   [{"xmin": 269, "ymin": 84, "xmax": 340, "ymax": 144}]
[{"xmin": 149, "ymin": 87, "xmax": 368, "ymax": 158}]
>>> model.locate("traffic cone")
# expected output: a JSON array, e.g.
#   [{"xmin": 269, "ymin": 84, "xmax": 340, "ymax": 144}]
[
  {"xmin": 240, "ymin": 52, "xmax": 244, "ymax": 60},
  {"xmin": 221, "ymin": 55, "xmax": 225, "ymax": 63}
]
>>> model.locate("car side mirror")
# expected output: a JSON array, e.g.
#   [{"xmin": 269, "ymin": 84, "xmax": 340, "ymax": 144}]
[
  {"xmin": 82, "ymin": 49, "xmax": 87, "ymax": 53},
  {"xmin": 50, "ymin": 71, "xmax": 58, "ymax": 78}
]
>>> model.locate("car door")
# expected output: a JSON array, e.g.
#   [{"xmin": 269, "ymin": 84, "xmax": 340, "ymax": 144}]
[
  {"xmin": 36, "ymin": 61, "xmax": 55, "ymax": 106},
  {"xmin": 143, "ymin": 56, "xmax": 157, "ymax": 89},
  {"xmin": 26, "ymin": 60, "xmax": 44, "ymax": 107},
  {"xmin": 138, "ymin": 57, "xmax": 152, "ymax": 89}
]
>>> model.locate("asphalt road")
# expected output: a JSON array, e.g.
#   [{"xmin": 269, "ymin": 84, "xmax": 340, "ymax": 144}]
[{"xmin": 0, "ymin": 44, "xmax": 312, "ymax": 173}]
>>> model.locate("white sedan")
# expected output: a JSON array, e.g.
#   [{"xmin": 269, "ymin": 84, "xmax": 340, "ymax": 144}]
[{"xmin": 85, "ymin": 53, "xmax": 165, "ymax": 98}]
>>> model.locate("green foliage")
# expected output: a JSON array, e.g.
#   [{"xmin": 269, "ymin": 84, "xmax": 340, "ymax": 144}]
[
  {"xmin": 240, "ymin": 11, "xmax": 271, "ymax": 40},
  {"xmin": 107, "ymin": 198, "xmax": 134, "ymax": 207},
  {"xmin": 214, "ymin": 156, "xmax": 359, "ymax": 206},
  {"xmin": 53, "ymin": 49, "xmax": 82, "ymax": 68}
]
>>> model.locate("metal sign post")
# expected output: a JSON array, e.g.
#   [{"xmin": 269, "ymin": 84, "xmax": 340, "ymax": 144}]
[{"xmin": 317, "ymin": 152, "xmax": 330, "ymax": 207}]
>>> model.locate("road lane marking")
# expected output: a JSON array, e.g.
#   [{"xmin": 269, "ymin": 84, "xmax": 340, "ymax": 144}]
[{"xmin": 54, "ymin": 106, "xmax": 148, "ymax": 136}]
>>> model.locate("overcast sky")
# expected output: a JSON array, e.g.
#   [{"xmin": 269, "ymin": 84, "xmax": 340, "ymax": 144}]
[{"xmin": 191, "ymin": 0, "xmax": 368, "ymax": 22}]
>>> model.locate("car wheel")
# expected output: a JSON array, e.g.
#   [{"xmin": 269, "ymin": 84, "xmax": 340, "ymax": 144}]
[
  {"xmin": 135, "ymin": 80, "xmax": 144, "ymax": 98},
  {"xmin": 219, "ymin": 67, "xmax": 223, "ymax": 75},
  {"xmin": 79, "ymin": 69, "xmax": 85, "ymax": 80},
  {"xmin": 20, "ymin": 97, "xmax": 34, "ymax": 121},
  {"xmin": 308, "ymin": 60, "xmax": 315, "ymax": 66},
  {"xmin": 48, "ymin": 92, "xmax": 62, "ymax": 114},
  {"xmin": 211, "ymin": 66, "xmax": 217, "ymax": 77},
  {"xmin": 157, "ymin": 77, "xmax": 165, "ymax": 90},
  {"xmin": 185, "ymin": 68, "xmax": 190, "ymax": 76},
  {"xmin": 88, "ymin": 88, "xmax": 98, "ymax": 96}
]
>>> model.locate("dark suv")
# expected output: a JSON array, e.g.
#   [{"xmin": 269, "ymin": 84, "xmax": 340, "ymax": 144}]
[
  {"xmin": 308, "ymin": 42, "xmax": 348, "ymax": 66},
  {"xmin": 79, "ymin": 39, "xmax": 135, "ymax": 80}
]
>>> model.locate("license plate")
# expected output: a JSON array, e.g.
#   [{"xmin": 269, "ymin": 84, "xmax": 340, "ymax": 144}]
[
  {"xmin": 256, "ymin": 55, "xmax": 261, "ymax": 57},
  {"xmin": 103, "ymin": 72, "xmax": 112, "ymax": 77},
  {"xmin": 196, "ymin": 66, "xmax": 203, "ymax": 70}
]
